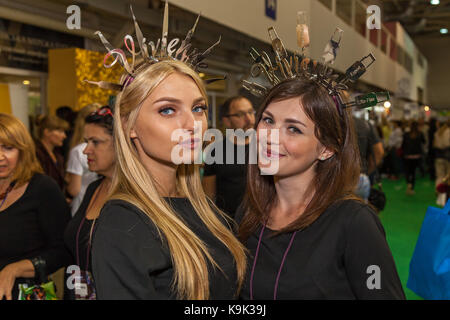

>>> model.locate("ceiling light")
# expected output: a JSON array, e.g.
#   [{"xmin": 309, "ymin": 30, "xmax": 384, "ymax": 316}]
[
  {"xmin": 23, "ymin": 80, "xmax": 30, "ymax": 85},
  {"xmin": 440, "ymin": 28, "xmax": 448, "ymax": 34},
  {"xmin": 384, "ymin": 101, "xmax": 391, "ymax": 109},
  {"xmin": 424, "ymin": 106, "xmax": 430, "ymax": 111},
  {"xmin": 430, "ymin": 0, "xmax": 440, "ymax": 5}
]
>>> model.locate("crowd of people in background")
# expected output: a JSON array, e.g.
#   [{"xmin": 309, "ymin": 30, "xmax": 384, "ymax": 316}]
[{"xmin": 373, "ymin": 115, "xmax": 450, "ymax": 205}]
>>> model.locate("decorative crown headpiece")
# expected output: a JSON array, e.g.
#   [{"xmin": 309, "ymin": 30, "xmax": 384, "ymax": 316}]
[
  {"xmin": 242, "ymin": 11, "xmax": 389, "ymax": 114},
  {"xmin": 85, "ymin": 1, "xmax": 223, "ymax": 91}
]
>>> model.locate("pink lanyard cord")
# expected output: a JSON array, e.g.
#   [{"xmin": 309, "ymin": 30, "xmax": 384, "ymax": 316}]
[{"xmin": 250, "ymin": 223, "xmax": 297, "ymax": 300}]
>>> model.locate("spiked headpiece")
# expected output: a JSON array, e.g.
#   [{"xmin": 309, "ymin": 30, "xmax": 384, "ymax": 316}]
[
  {"xmin": 242, "ymin": 12, "xmax": 389, "ymax": 113},
  {"xmin": 85, "ymin": 1, "xmax": 223, "ymax": 91}
]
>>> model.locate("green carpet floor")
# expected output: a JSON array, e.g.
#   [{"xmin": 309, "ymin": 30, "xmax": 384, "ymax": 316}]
[{"xmin": 378, "ymin": 176, "xmax": 439, "ymax": 300}]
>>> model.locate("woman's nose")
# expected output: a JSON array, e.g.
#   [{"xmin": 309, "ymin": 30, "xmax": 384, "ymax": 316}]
[
  {"xmin": 182, "ymin": 112, "xmax": 197, "ymax": 133},
  {"xmin": 82, "ymin": 144, "xmax": 90, "ymax": 155}
]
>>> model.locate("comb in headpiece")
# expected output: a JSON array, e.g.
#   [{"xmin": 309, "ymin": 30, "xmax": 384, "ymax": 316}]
[
  {"xmin": 243, "ymin": 12, "xmax": 387, "ymax": 114},
  {"xmin": 85, "ymin": 1, "xmax": 223, "ymax": 91}
]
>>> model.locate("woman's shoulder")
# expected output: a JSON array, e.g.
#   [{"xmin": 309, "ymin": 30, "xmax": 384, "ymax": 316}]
[
  {"xmin": 328, "ymin": 198, "xmax": 384, "ymax": 235},
  {"xmin": 327, "ymin": 198, "xmax": 378, "ymax": 223},
  {"xmin": 28, "ymin": 173, "xmax": 60, "ymax": 190},
  {"xmin": 97, "ymin": 199, "xmax": 160, "ymax": 238}
]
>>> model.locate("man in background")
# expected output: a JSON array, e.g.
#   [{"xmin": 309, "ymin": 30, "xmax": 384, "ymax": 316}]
[
  {"xmin": 202, "ymin": 96, "xmax": 255, "ymax": 218},
  {"xmin": 353, "ymin": 115, "xmax": 384, "ymax": 201}
]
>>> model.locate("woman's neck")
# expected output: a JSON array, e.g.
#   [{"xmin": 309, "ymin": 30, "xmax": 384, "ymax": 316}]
[
  {"xmin": 133, "ymin": 140, "xmax": 179, "ymax": 197},
  {"xmin": 41, "ymin": 138, "xmax": 54, "ymax": 154},
  {"xmin": 101, "ymin": 176, "xmax": 112, "ymax": 189},
  {"xmin": 0, "ymin": 177, "xmax": 12, "ymax": 193},
  {"xmin": 270, "ymin": 167, "xmax": 317, "ymax": 225},
  {"xmin": 141, "ymin": 158, "xmax": 178, "ymax": 197}
]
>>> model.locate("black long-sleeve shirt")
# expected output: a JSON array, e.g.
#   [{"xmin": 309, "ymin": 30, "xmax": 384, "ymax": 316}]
[
  {"xmin": 92, "ymin": 198, "xmax": 239, "ymax": 300},
  {"xmin": 64, "ymin": 178, "xmax": 103, "ymax": 273},
  {"xmin": 238, "ymin": 199, "xmax": 406, "ymax": 300},
  {"xmin": 0, "ymin": 173, "xmax": 72, "ymax": 299}
]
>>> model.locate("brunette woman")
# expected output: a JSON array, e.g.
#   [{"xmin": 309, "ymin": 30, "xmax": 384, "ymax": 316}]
[
  {"xmin": 238, "ymin": 78, "xmax": 405, "ymax": 300},
  {"xmin": 64, "ymin": 106, "xmax": 116, "ymax": 299}
]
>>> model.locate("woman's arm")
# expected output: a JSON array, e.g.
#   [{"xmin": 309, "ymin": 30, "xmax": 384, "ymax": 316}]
[
  {"xmin": 36, "ymin": 176, "xmax": 73, "ymax": 274},
  {"xmin": 66, "ymin": 146, "xmax": 85, "ymax": 197},
  {"xmin": 344, "ymin": 206, "xmax": 406, "ymax": 300},
  {"xmin": 66, "ymin": 173, "xmax": 82, "ymax": 198}
]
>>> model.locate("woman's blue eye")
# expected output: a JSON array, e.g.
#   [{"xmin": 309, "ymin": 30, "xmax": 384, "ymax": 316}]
[
  {"xmin": 193, "ymin": 105, "xmax": 207, "ymax": 113},
  {"xmin": 160, "ymin": 107, "xmax": 175, "ymax": 115}
]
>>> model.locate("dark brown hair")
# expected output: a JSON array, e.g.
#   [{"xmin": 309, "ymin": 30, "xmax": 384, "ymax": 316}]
[
  {"xmin": 219, "ymin": 96, "xmax": 247, "ymax": 120},
  {"xmin": 239, "ymin": 77, "xmax": 362, "ymax": 240}
]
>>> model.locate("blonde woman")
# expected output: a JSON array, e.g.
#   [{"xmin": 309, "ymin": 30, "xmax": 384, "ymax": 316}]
[
  {"xmin": 35, "ymin": 115, "xmax": 69, "ymax": 191},
  {"xmin": 0, "ymin": 113, "xmax": 71, "ymax": 300},
  {"xmin": 66, "ymin": 103, "xmax": 100, "ymax": 215},
  {"xmin": 91, "ymin": 60, "xmax": 247, "ymax": 300}
]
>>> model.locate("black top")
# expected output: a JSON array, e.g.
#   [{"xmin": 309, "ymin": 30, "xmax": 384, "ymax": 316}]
[
  {"xmin": 402, "ymin": 132, "xmax": 425, "ymax": 157},
  {"xmin": 203, "ymin": 137, "xmax": 249, "ymax": 218},
  {"xmin": 353, "ymin": 117, "xmax": 381, "ymax": 174},
  {"xmin": 35, "ymin": 140, "xmax": 66, "ymax": 192},
  {"xmin": 64, "ymin": 178, "xmax": 103, "ymax": 272},
  {"xmin": 0, "ymin": 173, "xmax": 72, "ymax": 299},
  {"xmin": 237, "ymin": 200, "xmax": 406, "ymax": 300},
  {"xmin": 92, "ymin": 198, "xmax": 238, "ymax": 300}
]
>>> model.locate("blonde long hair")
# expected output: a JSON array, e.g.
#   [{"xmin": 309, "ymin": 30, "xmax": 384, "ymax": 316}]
[
  {"xmin": 0, "ymin": 113, "xmax": 43, "ymax": 187},
  {"xmin": 110, "ymin": 60, "xmax": 247, "ymax": 299}
]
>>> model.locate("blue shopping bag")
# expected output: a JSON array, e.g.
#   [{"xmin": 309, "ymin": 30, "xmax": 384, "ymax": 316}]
[{"xmin": 407, "ymin": 199, "xmax": 450, "ymax": 300}]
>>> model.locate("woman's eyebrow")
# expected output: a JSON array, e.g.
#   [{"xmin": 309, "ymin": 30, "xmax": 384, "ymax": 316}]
[
  {"xmin": 263, "ymin": 111, "xmax": 307, "ymax": 127},
  {"xmin": 192, "ymin": 97, "xmax": 206, "ymax": 105},
  {"xmin": 152, "ymin": 97, "xmax": 205, "ymax": 105},
  {"xmin": 153, "ymin": 97, "xmax": 182, "ymax": 104},
  {"xmin": 285, "ymin": 118, "xmax": 307, "ymax": 128}
]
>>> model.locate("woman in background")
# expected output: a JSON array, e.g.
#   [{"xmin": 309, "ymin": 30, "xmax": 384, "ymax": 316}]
[
  {"xmin": 402, "ymin": 121, "xmax": 425, "ymax": 195},
  {"xmin": 64, "ymin": 106, "xmax": 116, "ymax": 300},
  {"xmin": 35, "ymin": 115, "xmax": 69, "ymax": 192},
  {"xmin": 66, "ymin": 103, "xmax": 100, "ymax": 216},
  {"xmin": 0, "ymin": 113, "xmax": 71, "ymax": 300},
  {"xmin": 433, "ymin": 119, "xmax": 450, "ymax": 206}
]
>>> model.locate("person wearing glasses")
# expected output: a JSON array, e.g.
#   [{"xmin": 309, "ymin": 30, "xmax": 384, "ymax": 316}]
[
  {"xmin": 202, "ymin": 96, "xmax": 256, "ymax": 219},
  {"xmin": 64, "ymin": 106, "xmax": 116, "ymax": 300}
]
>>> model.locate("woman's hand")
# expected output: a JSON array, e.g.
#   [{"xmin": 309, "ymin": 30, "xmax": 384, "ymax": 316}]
[
  {"xmin": 0, "ymin": 263, "xmax": 19, "ymax": 300},
  {"xmin": 0, "ymin": 260, "xmax": 35, "ymax": 300}
]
